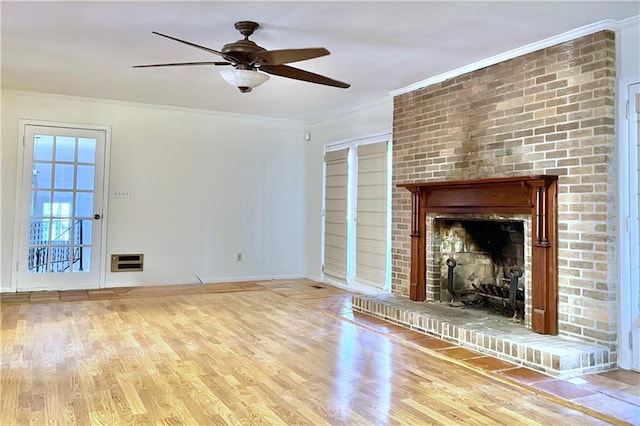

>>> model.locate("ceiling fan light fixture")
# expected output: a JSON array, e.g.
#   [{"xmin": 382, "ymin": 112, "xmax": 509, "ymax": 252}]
[{"xmin": 219, "ymin": 68, "xmax": 269, "ymax": 92}]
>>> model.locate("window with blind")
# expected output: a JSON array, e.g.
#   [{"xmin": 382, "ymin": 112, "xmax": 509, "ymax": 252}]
[
  {"xmin": 323, "ymin": 149, "xmax": 349, "ymax": 282},
  {"xmin": 322, "ymin": 137, "xmax": 390, "ymax": 291},
  {"xmin": 355, "ymin": 142, "xmax": 388, "ymax": 288}
]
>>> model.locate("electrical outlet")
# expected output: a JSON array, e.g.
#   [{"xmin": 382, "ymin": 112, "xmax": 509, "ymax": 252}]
[
  {"xmin": 113, "ymin": 190, "xmax": 130, "ymax": 199},
  {"xmin": 236, "ymin": 253, "xmax": 242, "ymax": 262}
]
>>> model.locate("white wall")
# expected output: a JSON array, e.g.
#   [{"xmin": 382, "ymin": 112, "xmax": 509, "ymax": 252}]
[
  {"xmin": 304, "ymin": 98, "xmax": 393, "ymax": 281},
  {"xmin": 1, "ymin": 90, "xmax": 307, "ymax": 291},
  {"xmin": 619, "ymin": 16, "xmax": 640, "ymax": 80}
]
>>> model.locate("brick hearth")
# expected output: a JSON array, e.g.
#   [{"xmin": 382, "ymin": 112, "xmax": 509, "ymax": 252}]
[{"xmin": 353, "ymin": 294, "xmax": 611, "ymax": 377}]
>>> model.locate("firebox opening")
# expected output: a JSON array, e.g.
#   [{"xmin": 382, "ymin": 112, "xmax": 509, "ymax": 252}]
[{"xmin": 436, "ymin": 219, "xmax": 525, "ymax": 321}]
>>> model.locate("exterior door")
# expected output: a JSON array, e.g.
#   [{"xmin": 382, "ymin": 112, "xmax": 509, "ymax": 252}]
[{"xmin": 14, "ymin": 124, "xmax": 107, "ymax": 290}]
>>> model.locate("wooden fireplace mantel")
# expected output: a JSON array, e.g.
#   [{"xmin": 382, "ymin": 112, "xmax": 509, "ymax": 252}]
[{"xmin": 397, "ymin": 175, "xmax": 558, "ymax": 334}]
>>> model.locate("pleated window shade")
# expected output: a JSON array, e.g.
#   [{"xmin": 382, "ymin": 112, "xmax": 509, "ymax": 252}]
[
  {"xmin": 355, "ymin": 142, "xmax": 388, "ymax": 288},
  {"xmin": 323, "ymin": 149, "xmax": 349, "ymax": 281}
]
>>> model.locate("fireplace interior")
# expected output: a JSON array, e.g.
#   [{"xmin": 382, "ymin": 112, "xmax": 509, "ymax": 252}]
[{"xmin": 435, "ymin": 219, "xmax": 525, "ymax": 320}]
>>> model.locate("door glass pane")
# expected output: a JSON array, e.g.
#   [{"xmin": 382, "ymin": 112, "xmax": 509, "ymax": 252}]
[
  {"xmin": 33, "ymin": 163, "xmax": 52, "ymax": 189},
  {"xmin": 33, "ymin": 135, "xmax": 53, "ymax": 161},
  {"xmin": 31, "ymin": 191, "xmax": 51, "ymax": 216},
  {"xmin": 51, "ymin": 218, "xmax": 72, "ymax": 244},
  {"xmin": 78, "ymin": 220, "xmax": 92, "ymax": 244},
  {"xmin": 50, "ymin": 246, "xmax": 71, "ymax": 272},
  {"xmin": 55, "ymin": 136, "xmax": 76, "ymax": 162},
  {"xmin": 54, "ymin": 164, "xmax": 75, "ymax": 189},
  {"xmin": 29, "ymin": 219, "xmax": 50, "ymax": 244},
  {"xmin": 77, "ymin": 138, "xmax": 96, "ymax": 163},
  {"xmin": 76, "ymin": 165, "xmax": 94, "ymax": 190},
  {"xmin": 75, "ymin": 192, "xmax": 93, "ymax": 217},
  {"xmin": 28, "ymin": 246, "xmax": 48, "ymax": 273},
  {"xmin": 72, "ymin": 247, "xmax": 91, "ymax": 272},
  {"xmin": 52, "ymin": 191, "xmax": 73, "ymax": 210}
]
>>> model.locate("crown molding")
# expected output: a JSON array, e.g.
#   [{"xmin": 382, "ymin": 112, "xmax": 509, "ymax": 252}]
[
  {"xmin": 389, "ymin": 18, "xmax": 626, "ymax": 98},
  {"xmin": 309, "ymin": 95, "xmax": 393, "ymax": 126},
  {"xmin": 1, "ymin": 89, "xmax": 306, "ymax": 128},
  {"xmin": 619, "ymin": 14, "xmax": 640, "ymax": 29}
]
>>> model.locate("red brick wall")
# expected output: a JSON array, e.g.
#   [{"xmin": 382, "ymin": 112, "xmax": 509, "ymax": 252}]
[{"xmin": 392, "ymin": 31, "xmax": 617, "ymax": 349}]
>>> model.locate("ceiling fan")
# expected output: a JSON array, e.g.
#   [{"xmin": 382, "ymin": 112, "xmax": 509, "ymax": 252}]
[{"xmin": 133, "ymin": 21, "xmax": 350, "ymax": 93}]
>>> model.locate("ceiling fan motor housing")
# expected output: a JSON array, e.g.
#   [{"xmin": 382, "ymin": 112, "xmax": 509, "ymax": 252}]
[
  {"xmin": 221, "ymin": 21, "xmax": 266, "ymax": 67},
  {"xmin": 221, "ymin": 39, "xmax": 266, "ymax": 66}
]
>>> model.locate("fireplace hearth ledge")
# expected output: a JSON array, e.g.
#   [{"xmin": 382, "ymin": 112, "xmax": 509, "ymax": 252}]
[{"xmin": 352, "ymin": 293, "xmax": 611, "ymax": 378}]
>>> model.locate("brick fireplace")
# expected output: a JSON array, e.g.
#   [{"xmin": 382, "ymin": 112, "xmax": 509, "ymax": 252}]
[{"xmin": 354, "ymin": 30, "xmax": 618, "ymax": 376}]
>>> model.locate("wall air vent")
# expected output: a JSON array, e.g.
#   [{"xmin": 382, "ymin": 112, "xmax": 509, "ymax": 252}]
[{"xmin": 111, "ymin": 254, "xmax": 144, "ymax": 272}]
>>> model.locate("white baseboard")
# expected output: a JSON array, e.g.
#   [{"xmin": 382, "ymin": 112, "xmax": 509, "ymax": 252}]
[
  {"xmin": 193, "ymin": 274, "xmax": 307, "ymax": 284},
  {"xmin": 305, "ymin": 274, "xmax": 323, "ymax": 283}
]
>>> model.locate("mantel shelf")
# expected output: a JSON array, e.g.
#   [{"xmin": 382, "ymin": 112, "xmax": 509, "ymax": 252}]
[{"xmin": 397, "ymin": 175, "xmax": 558, "ymax": 189}]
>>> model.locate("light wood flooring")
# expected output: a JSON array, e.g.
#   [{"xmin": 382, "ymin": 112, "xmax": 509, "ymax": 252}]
[{"xmin": 1, "ymin": 279, "xmax": 638, "ymax": 425}]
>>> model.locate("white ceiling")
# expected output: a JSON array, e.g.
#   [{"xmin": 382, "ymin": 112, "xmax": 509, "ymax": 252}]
[{"xmin": 2, "ymin": 1, "xmax": 638, "ymax": 122}]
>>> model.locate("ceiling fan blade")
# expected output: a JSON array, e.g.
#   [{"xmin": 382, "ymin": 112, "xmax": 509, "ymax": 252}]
[
  {"xmin": 251, "ymin": 48, "xmax": 330, "ymax": 65},
  {"xmin": 151, "ymin": 31, "xmax": 228, "ymax": 58},
  {"xmin": 133, "ymin": 61, "xmax": 230, "ymax": 68},
  {"xmin": 261, "ymin": 65, "xmax": 350, "ymax": 88}
]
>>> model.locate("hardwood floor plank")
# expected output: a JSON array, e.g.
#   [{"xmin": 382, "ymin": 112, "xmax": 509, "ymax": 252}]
[{"xmin": 118, "ymin": 379, "xmax": 147, "ymax": 415}]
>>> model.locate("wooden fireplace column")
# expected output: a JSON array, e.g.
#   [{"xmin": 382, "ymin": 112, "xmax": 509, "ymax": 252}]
[{"xmin": 398, "ymin": 175, "xmax": 558, "ymax": 335}]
